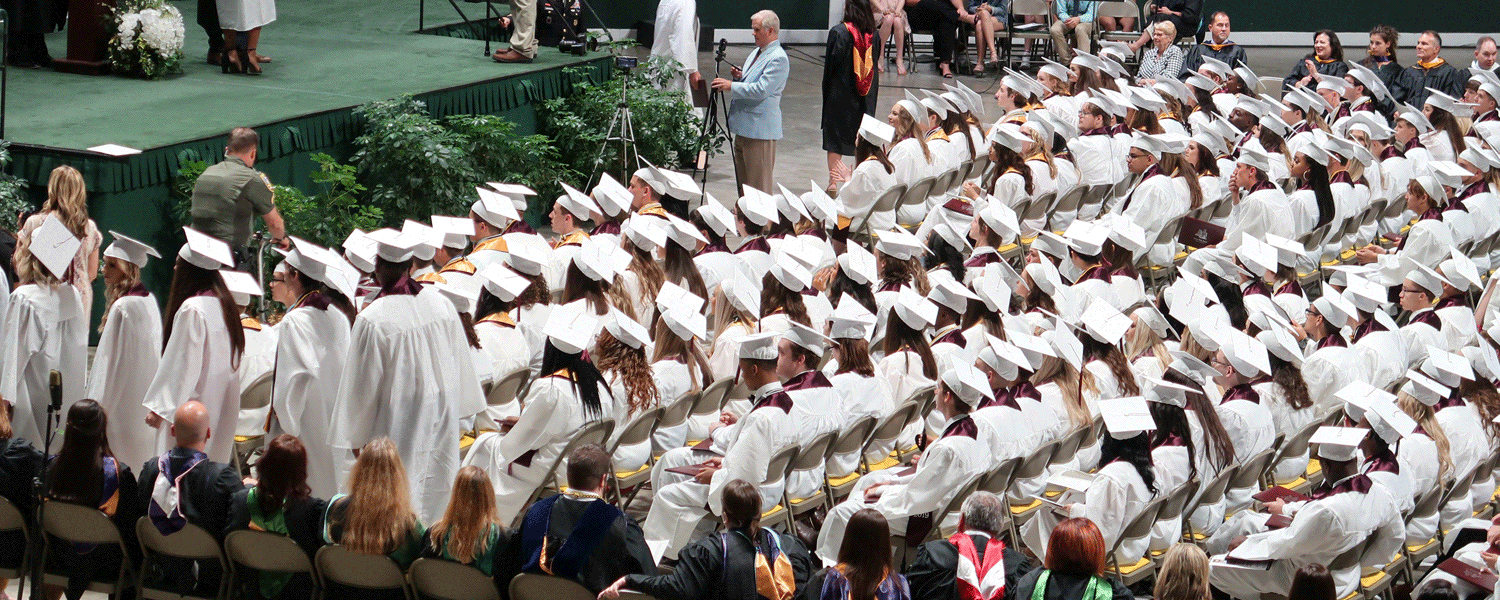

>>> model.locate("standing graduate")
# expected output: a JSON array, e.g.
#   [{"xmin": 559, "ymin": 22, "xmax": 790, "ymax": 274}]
[
  {"xmin": 270, "ymin": 239, "xmax": 356, "ymax": 499},
  {"xmin": 141, "ymin": 228, "xmax": 247, "ymax": 464},
  {"xmin": 86, "ymin": 232, "xmax": 164, "ymax": 470},
  {"xmin": 821, "ymin": 0, "xmax": 880, "ymax": 193},
  {"xmin": 0, "ymin": 214, "xmax": 88, "ymax": 452},
  {"xmin": 329, "ymin": 228, "xmax": 484, "ymax": 524}
]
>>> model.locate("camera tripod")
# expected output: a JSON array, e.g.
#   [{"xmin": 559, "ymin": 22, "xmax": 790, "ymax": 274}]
[
  {"xmin": 593, "ymin": 56, "xmax": 641, "ymax": 188},
  {"xmin": 693, "ymin": 39, "xmax": 735, "ymax": 192}
]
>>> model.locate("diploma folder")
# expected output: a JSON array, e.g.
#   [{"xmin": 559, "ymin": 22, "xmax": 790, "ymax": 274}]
[
  {"xmin": 1178, "ymin": 217, "xmax": 1226, "ymax": 249},
  {"xmin": 1252, "ymin": 486, "xmax": 1310, "ymax": 503},
  {"xmin": 1437, "ymin": 558, "xmax": 1498, "ymax": 592}
]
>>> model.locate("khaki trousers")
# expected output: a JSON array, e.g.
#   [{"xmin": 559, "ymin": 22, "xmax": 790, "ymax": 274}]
[
  {"xmin": 508, "ymin": 0, "xmax": 538, "ymax": 57},
  {"xmin": 733, "ymin": 136, "xmax": 777, "ymax": 196},
  {"xmin": 1049, "ymin": 20, "xmax": 1095, "ymax": 61}
]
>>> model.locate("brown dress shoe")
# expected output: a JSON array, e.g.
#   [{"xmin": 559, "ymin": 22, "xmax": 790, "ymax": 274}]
[{"xmin": 491, "ymin": 48, "xmax": 534, "ymax": 63}]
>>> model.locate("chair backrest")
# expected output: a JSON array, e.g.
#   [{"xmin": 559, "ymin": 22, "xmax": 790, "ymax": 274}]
[
  {"xmin": 487, "ymin": 367, "xmax": 531, "ymax": 408},
  {"xmin": 978, "ymin": 456, "xmax": 1023, "ymax": 495},
  {"xmin": 857, "ymin": 185, "xmax": 908, "ymax": 232},
  {"xmin": 1227, "ymin": 447, "xmax": 1275, "ymax": 492},
  {"xmin": 610, "ymin": 407, "xmax": 663, "ymax": 454},
  {"xmin": 1096, "ymin": 1, "xmax": 1138, "ymax": 21},
  {"xmin": 1327, "ymin": 537, "xmax": 1368, "ymax": 572},
  {"xmin": 900, "ymin": 177, "xmax": 937, "ymax": 210},
  {"xmin": 1048, "ymin": 425, "xmax": 1092, "ymax": 468},
  {"xmin": 655, "ymin": 391, "xmax": 697, "ymax": 431},
  {"xmin": 1257, "ymin": 77, "xmax": 1282, "ymax": 98},
  {"xmin": 1012, "ymin": 438, "xmax": 1060, "ymax": 483},
  {"xmin": 1211, "ymin": 191, "xmax": 1236, "ymax": 220},
  {"xmin": 764, "ymin": 445, "xmax": 800, "ymax": 487},
  {"xmin": 136, "ymin": 518, "xmax": 223, "ymax": 563},
  {"xmin": 966, "ymin": 159, "xmax": 988, "ymax": 182},
  {"xmin": 864, "ymin": 404, "xmax": 919, "ymax": 459},
  {"xmin": 929, "ymin": 170, "xmax": 960, "ymax": 199},
  {"xmin": 509, "ymin": 573, "xmax": 596, "ymax": 600},
  {"xmin": 225, "ymin": 529, "xmax": 315, "ymax": 575},
  {"xmin": 1049, "ymin": 185, "xmax": 1087, "ymax": 222},
  {"xmin": 1442, "ymin": 463, "xmax": 1480, "ymax": 508},
  {"xmin": 829, "ymin": 415, "xmax": 878, "ymax": 459},
  {"xmin": 1022, "ymin": 191, "xmax": 1058, "ymax": 225},
  {"xmin": 1111, "ymin": 495, "xmax": 1166, "ymax": 556},
  {"xmin": 545, "ymin": 419, "xmax": 612, "ymax": 487},
  {"xmin": 1271, "ymin": 421, "xmax": 1319, "ymax": 471},
  {"xmin": 410, "ymin": 558, "xmax": 501, "ymax": 600},
  {"xmin": 699, "ymin": 377, "xmax": 736, "ymax": 412},
  {"xmin": 241, "ymin": 371, "xmax": 274, "ymax": 412},
  {"xmin": 1406, "ymin": 484, "xmax": 1444, "ymax": 526},
  {"xmin": 1155, "ymin": 478, "xmax": 1199, "ymax": 524},
  {"xmin": 928, "ymin": 474, "xmax": 984, "ymax": 542},
  {"xmin": 902, "ymin": 385, "xmax": 937, "ymax": 414},
  {"xmin": 0, "ymin": 495, "xmax": 25, "ymax": 534},
  {"xmin": 1010, "ymin": 0, "xmax": 1050, "ymax": 17},
  {"xmin": 43, "ymin": 501, "xmax": 124, "ymax": 546},
  {"xmin": 1191, "ymin": 458, "xmax": 1238, "ymax": 509},
  {"xmin": 316, "ymin": 545, "xmax": 410, "ymax": 594}
]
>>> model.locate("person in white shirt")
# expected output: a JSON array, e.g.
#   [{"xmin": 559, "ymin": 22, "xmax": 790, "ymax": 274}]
[{"xmin": 650, "ymin": 0, "xmax": 700, "ymax": 101}]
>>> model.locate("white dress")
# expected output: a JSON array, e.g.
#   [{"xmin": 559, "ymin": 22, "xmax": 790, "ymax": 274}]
[
  {"xmin": 1, "ymin": 284, "xmax": 87, "ymax": 454},
  {"xmin": 141, "ymin": 295, "xmax": 241, "ymax": 463},
  {"xmin": 87, "ymin": 291, "xmax": 162, "ymax": 470},
  {"xmin": 329, "ymin": 286, "xmax": 485, "ymax": 524},
  {"xmin": 271, "ymin": 301, "xmax": 351, "ymax": 499},
  {"xmin": 649, "ymin": 0, "xmax": 698, "ymax": 100},
  {"xmin": 217, "ymin": 0, "xmax": 276, "ymax": 31}
]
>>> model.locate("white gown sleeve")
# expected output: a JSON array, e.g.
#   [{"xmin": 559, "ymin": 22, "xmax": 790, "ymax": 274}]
[{"xmin": 142, "ymin": 304, "xmax": 211, "ymax": 420}]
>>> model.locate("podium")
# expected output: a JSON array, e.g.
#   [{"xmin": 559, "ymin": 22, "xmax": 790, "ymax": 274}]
[{"xmin": 53, "ymin": 0, "xmax": 115, "ymax": 75}]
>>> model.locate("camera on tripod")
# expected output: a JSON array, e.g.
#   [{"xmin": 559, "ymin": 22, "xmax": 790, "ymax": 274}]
[
  {"xmin": 615, "ymin": 55, "xmax": 639, "ymax": 71},
  {"xmin": 714, "ymin": 38, "xmax": 728, "ymax": 63}
]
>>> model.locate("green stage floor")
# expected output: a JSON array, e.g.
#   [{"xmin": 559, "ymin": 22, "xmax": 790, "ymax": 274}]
[{"xmin": 13, "ymin": 0, "xmax": 598, "ymax": 150}]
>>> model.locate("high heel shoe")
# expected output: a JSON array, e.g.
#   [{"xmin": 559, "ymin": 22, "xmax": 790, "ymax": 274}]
[
  {"xmin": 240, "ymin": 48, "xmax": 261, "ymax": 75},
  {"xmin": 222, "ymin": 51, "xmax": 242, "ymax": 74}
]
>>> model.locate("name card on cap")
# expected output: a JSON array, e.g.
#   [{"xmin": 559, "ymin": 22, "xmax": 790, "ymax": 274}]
[{"xmin": 31, "ymin": 214, "xmax": 82, "ymax": 279}]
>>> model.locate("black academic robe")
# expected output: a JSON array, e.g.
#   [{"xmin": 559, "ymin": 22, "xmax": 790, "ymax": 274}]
[
  {"xmin": 0, "ymin": 437, "xmax": 42, "ymax": 570},
  {"xmin": 225, "ymin": 492, "xmax": 330, "ymax": 600},
  {"xmin": 1004, "ymin": 569, "xmax": 1134, "ymax": 600},
  {"xmin": 1283, "ymin": 54, "xmax": 1350, "ymax": 92},
  {"xmin": 905, "ymin": 533, "xmax": 1033, "ymax": 600},
  {"xmin": 137, "ymin": 449, "xmax": 245, "ymax": 596},
  {"xmin": 625, "ymin": 528, "xmax": 817, "ymax": 600},
  {"xmin": 498, "ymin": 495, "xmax": 655, "ymax": 599},
  {"xmin": 1405, "ymin": 61, "xmax": 1467, "ymax": 106},
  {"xmin": 1180, "ymin": 42, "xmax": 1248, "ymax": 80},
  {"xmin": 822, "ymin": 23, "xmax": 880, "ymax": 156},
  {"xmin": 1142, "ymin": 0, "xmax": 1200, "ymax": 42},
  {"xmin": 45, "ymin": 459, "xmax": 143, "ymax": 600},
  {"xmin": 1360, "ymin": 57, "xmax": 1421, "ymax": 109}
]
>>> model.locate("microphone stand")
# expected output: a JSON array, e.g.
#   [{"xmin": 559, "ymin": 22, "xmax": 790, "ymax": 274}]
[{"xmin": 26, "ymin": 371, "xmax": 63, "ymax": 600}]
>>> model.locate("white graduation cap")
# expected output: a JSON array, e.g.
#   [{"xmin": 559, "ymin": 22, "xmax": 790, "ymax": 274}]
[
  {"xmin": 1024, "ymin": 259, "xmax": 1064, "ymax": 297},
  {"xmin": 1424, "ymin": 88, "xmax": 1475, "ymax": 118},
  {"xmin": 1010, "ymin": 331, "xmax": 1055, "ymax": 366},
  {"xmin": 1038, "ymin": 58, "xmax": 1072, "ymax": 84},
  {"xmin": 1236, "ymin": 145, "xmax": 1272, "ymax": 174},
  {"xmin": 664, "ymin": 214, "xmax": 708, "ymax": 250},
  {"xmin": 801, "ymin": 181, "xmax": 839, "ymax": 228},
  {"xmin": 1440, "ymin": 250, "xmax": 1481, "ymax": 291},
  {"xmin": 1345, "ymin": 62, "xmax": 1389, "ymax": 100},
  {"xmin": 401, "ymin": 220, "xmax": 440, "ymax": 262},
  {"xmin": 1224, "ymin": 330, "xmax": 1271, "ymax": 377},
  {"xmin": 662, "ymin": 304, "xmax": 708, "ymax": 342},
  {"xmin": 1127, "ymin": 86, "xmax": 1168, "ymax": 112},
  {"xmin": 1235, "ymin": 236, "xmax": 1278, "ymax": 277},
  {"xmin": 605, "ymin": 309, "xmax": 652, "ymax": 351},
  {"xmin": 1464, "ymin": 344, "xmax": 1500, "ymax": 383},
  {"xmin": 1406, "ymin": 264, "xmax": 1450, "ymax": 297},
  {"xmin": 504, "ymin": 242, "xmax": 545, "ymax": 276},
  {"xmin": 366, "ymin": 228, "xmax": 422, "ymax": 263},
  {"xmin": 179, "ymin": 226, "xmax": 234, "ymax": 271},
  {"xmin": 1103, "ymin": 217, "xmax": 1148, "ymax": 256},
  {"xmin": 1030, "ymin": 231, "xmax": 1069, "ymax": 262},
  {"xmin": 1260, "ymin": 112, "xmax": 1292, "ymax": 138},
  {"xmin": 476, "ymin": 263, "xmax": 530, "ymax": 302},
  {"xmin": 829, "ymin": 298, "xmax": 877, "ymax": 340},
  {"xmin": 1100, "ymin": 397, "xmax": 1155, "ymax": 440},
  {"xmin": 893, "ymin": 286, "xmax": 938, "ymax": 330},
  {"xmin": 1143, "ymin": 376, "xmax": 1196, "ymax": 408},
  {"xmin": 1043, "ymin": 325, "xmax": 1085, "ymax": 370},
  {"xmin": 1231, "ymin": 95, "xmax": 1267, "ymax": 119},
  {"xmin": 280, "ymin": 238, "xmax": 342, "ymax": 294},
  {"xmin": 591, "ymin": 173, "xmax": 634, "ymax": 217},
  {"xmin": 655, "ymin": 281, "xmax": 705, "ymax": 316},
  {"xmin": 977, "ymin": 335, "xmax": 1031, "ymax": 381},
  {"xmin": 623, "ymin": 215, "xmax": 668, "ymax": 251},
  {"xmin": 1263, "ymin": 234, "xmax": 1305, "ymax": 270},
  {"xmin": 545, "ymin": 300, "xmax": 600, "ymax": 355},
  {"xmin": 1365, "ymin": 398, "xmax": 1418, "ymax": 446},
  {"xmin": 342, "ymin": 230, "xmax": 379, "ymax": 274},
  {"xmin": 434, "ymin": 281, "xmax": 480, "ymax": 315},
  {"xmin": 947, "ymin": 81, "xmax": 986, "ymax": 118},
  {"xmin": 941, "ymin": 362, "xmax": 993, "ymax": 407},
  {"xmin": 1133, "ymin": 305, "xmax": 1171, "ymax": 338},
  {"xmin": 1080, "ymin": 298, "xmax": 1131, "ymax": 345},
  {"xmin": 1310, "ymin": 292, "xmax": 1357, "ymax": 329},
  {"xmin": 929, "ymin": 278, "xmax": 977, "ymax": 314},
  {"xmin": 697, "ymin": 196, "xmax": 737, "ymax": 238},
  {"xmin": 1168, "ymin": 350, "xmax": 1219, "ymax": 385},
  {"xmin": 977, "ymin": 199, "xmax": 1021, "ymax": 241},
  {"xmin": 874, "ymin": 228, "xmax": 926, "ymax": 261},
  {"xmin": 919, "ymin": 89, "xmax": 952, "ymax": 120},
  {"xmin": 737, "ymin": 185, "xmax": 778, "ymax": 227},
  {"xmin": 987, "ymin": 123, "xmax": 1030, "ymax": 154},
  {"xmin": 1184, "ymin": 71, "xmax": 1219, "ymax": 93},
  {"xmin": 631, "ymin": 166, "xmax": 668, "ymax": 196},
  {"xmin": 737, "ymin": 331, "xmax": 780, "ymax": 360},
  {"xmin": 556, "ymin": 182, "xmax": 601, "ymax": 221},
  {"xmin": 1290, "ymin": 135, "xmax": 1330, "ymax": 166},
  {"xmin": 1461, "ymin": 147, "xmax": 1500, "ymax": 175},
  {"xmin": 1257, "ymin": 327, "xmax": 1304, "ymax": 368},
  {"xmin": 657, "ymin": 168, "xmax": 702, "ymax": 200},
  {"xmin": 1396, "ymin": 104, "xmax": 1434, "ymax": 133},
  {"xmin": 1311, "ymin": 426, "xmax": 1368, "ymax": 462},
  {"xmin": 1072, "ymin": 50, "xmax": 1108, "ymax": 73},
  {"xmin": 219, "ymin": 270, "xmax": 262, "ymax": 301},
  {"xmin": 487, "ymin": 182, "xmax": 536, "ymax": 203},
  {"xmin": 1333, "ymin": 380, "xmax": 1388, "ymax": 421},
  {"xmin": 838, "ymin": 242, "xmax": 878, "ymax": 286},
  {"xmin": 783, "ymin": 321, "xmax": 834, "ymax": 357},
  {"xmin": 773, "ymin": 183, "xmax": 811, "ymax": 224},
  {"xmin": 723, "ymin": 273, "xmax": 761, "ymax": 316},
  {"xmin": 572, "ymin": 239, "xmax": 626, "ymax": 282},
  {"xmin": 474, "ymin": 187, "xmax": 522, "ymax": 226},
  {"xmin": 1422, "ymin": 348, "xmax": 1474, "ymax": 388},
  {"xmin": 1314, "ymin": 73, "xmax": 1351, "ymax": 94},
  {"xmin": 1130, "ymin": 133, "xmax": 1169, "ymax": 159},
  {"xmin": 858, "ymin": 113, "xmax": 896, "ymax": 147},
  {"xmin": 1401, "ymin": 369, "xmax": 1449, "ymax": 406},
  {"xmin": 1232, "ymin": 61, "xmax": 1259, "ymax": 92},
  {"xmin": 1063, "ymin": 220, "xmax": 1110, "ymax": 256},
  {"xmin": 972, "ymin": 267, "xmax": 1012, "ymax": 313},
  {"xmin": 769, "ymin": 254, "xmax": 812, "ymax": 292},
  {"xmin": 432, "ymin": 215, "xmax": 476, "ymax": 249},
  {"xmin": 103, "ymin": 230, "xmax": 160, "ymax": 268}
]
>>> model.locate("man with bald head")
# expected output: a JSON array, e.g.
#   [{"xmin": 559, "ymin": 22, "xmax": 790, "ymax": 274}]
[{"xmin": 137, "ymin": 401, "xmax": 244, "ymax": 595}]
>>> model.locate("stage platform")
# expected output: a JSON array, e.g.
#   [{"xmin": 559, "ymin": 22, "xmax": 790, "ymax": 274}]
[{"xmin": 6, "ymin": 0, "xmax": 609, "ymax": 324}]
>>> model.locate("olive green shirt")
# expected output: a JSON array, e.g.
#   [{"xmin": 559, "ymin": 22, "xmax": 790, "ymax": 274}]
[{"xmin": 190, "ymin": 156, "xmax": 275, "ymax": 247}]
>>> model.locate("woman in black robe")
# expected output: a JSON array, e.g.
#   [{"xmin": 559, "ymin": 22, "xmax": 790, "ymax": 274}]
[
  {"xmin": 1, "ymin": 0, "xmax": 54, "ymax": 68},
  {"xmin": 822, "ymin": 0, "xmax": 880, "ymax": 194},
  {"xmin": 1359, "ymin": 24, "xmax": 1420, "ymax": 107}
]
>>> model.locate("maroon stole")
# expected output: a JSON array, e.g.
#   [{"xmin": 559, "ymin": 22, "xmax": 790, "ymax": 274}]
[
  {"xmin": 123, "ymin": 283, "xmax": 150, "ymax": 297},
  {"xmin": 1350, "ymin": 318, "xmax": 1389, "ymax": 343},
  {"xmin": 941, "ymin": 415, "xmax": 979, "ymax": 439},
  {"xmin": 1408, "ymin": 309, "xmax": 1442, "ymax": 329},
  {"xmin": 964, "ymin": 252, "xmax": 1001, "ymax": 268},
  {"xmin": 735, "ymin": 236, "xmax": 771, "ymax": 254},
  {"xmin": 783, "ymin": 371, "xmax": 833, "ymax": 391},
  {"xmin": 375, "ymin": 276, "xmax": 423, "ymax": 299},
  {"xmin": 1316, "ymin": 332, "xmax": 1348, "ymax": 349},
  {"xmin": 1310, "ymin": 473, "xmax": 1373, "ymax": 500},
  {"xmin": 1436, "ymin": 295, "xmax": 1469, "ymax": 310},
  {"xmin": 591, "ymin": 220, "xmax": 622, "ymax": 236},
  {"xmin": 1221, "ymin": 383, "xmax": 1261, "ymax": 403}
]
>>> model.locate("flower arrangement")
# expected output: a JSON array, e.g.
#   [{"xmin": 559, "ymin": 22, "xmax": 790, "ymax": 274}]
[{"xmin": 108, "ymin": 0, "xmax": 186, "ymax": 79}]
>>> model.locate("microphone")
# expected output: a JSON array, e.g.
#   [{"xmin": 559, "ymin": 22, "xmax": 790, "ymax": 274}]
[{"xmin": 49, "ymin": 370, "xmax": 62, "ymax": 412}]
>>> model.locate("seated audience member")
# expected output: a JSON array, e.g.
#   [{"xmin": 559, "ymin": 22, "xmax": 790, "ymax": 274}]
[
  {"xmin": 422, "ymin": 465, "xmax": 508, "ymax": 577},
  {"xmin": 226, "ymin": 434, "xmax": 329, "ymax": 600},
  {"xmin": 1359, "ymin": 25, "xmax": 1418, "ymax": 106},
  {"xmin": 1125, "ymin": 0, "xmax": 1198, "ymax": 52},
  {"xmin": 600, "ymin": 479, "xmax": 816, "ymax": 600},
  {"xmin": 1283, "ymin": 30, "xmax": 1349, "ymax": 92},
  {"xmin": 806, "ymin": 508, "xmax": 913, "ymax": 600},
  {"xmin": 1136, "ymin": 21, "xmax": 1185, "ymax": 86},
  {"xmin": 45, "ymin": 400, "xmax": 144, "ymax": 600},
  {"xmin": 1049, "ymin": 0, "xmax": 1097, "ymax": 63},
  {"xmin": 1405, "ymin": 31, "xmax": 1467, "ymax": 106},
  {"xmin": 1008, "ymin": 518, "xmax": 1133, "ymax": 600},
  {"xmin": 503, "ymin": 444, "xmax": 654, "ymax": 593},
  {"xmin": 138, "ymin": 401, "xmax": 244, "ymax": 596},
  {"xmin": 904, "ymin": 0, "xmax": 961, "ymax": 79},
  {"xmin": 1152, "ymin": 544, "xmax": 1210, "ymax": 600},
  {"xmin": 1180, "ymin": 12, "xmax": 1246, "ymax": 79},
  {"xmin": 323, "ymin": 438, "xmax": 425, "ymax": 581},
  {"xmin": 1286, "ymin": 564, "xmax": 1336, "ymax": 600},
  {"xmin": 905, "ymin": 492, "xmax": 1031, "ymax": 600},
  {"xmin": 0, "ymin": 393, "xmax": 43, "ymax": 594}
]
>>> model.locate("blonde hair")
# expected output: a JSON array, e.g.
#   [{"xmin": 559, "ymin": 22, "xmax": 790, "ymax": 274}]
[
  {"xmin": 1153, "ymin": 544, "xmax": 1210, "ymax": 600},
  {"xmin": 1023, "ymin": 127, "xmax": 1059, "ymax": 178},
  {"xmin": 427, "ymin": 466, "xmax": 500, "ymax": 564},
  {"xmin": 1397, "ymin": 392, "xmax": 1454, "ymax": 480},
  {"xmin": 341, "ymin": 438, "xmax": 420, "ymax": 556},
  {"xmin": 1032, "ymin": 353, "xmax": 1097, "ymax": 427},
  {"xmin": 1155, "ymin": 20, "xmax": 1178, "ymax": 40},
  {"xmin": 100, "ymin": 256, "xmax": 142, "ymax": 331},
  {"xmin": 1125, "ymin": 313, "xmax": 1171, "ymax": 365},
  {"xmin": 45, "ymin": 166, "xmax": 90, "ymax": 238},
  {"xmin": 892, "ymin": 104, "xmax": 932, "ymax": 164}
]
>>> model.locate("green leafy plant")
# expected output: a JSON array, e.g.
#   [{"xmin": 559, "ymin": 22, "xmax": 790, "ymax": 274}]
[
  {"xmin": 269, "ymin": 153, "xmax": 383, "ymax": 248},
  {"xmin": 351, "ymin": 95, "xmax": 480, "ymax": 224},
  {"xmin": 0, "ymin": 142, "xmax": 35, "ymax": 231},
  {"xmin": 444, "ymin": 114, "xmax": 575, "ymax": 224},
  {"xmin": 539, "ymin": 55, "xmax": 720, "ymax": 186}
]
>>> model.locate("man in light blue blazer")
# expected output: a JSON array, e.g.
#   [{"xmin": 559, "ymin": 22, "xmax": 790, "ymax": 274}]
[{"xmin": 712, "ymin": 10, "xmax": 790, "ymax": 196}]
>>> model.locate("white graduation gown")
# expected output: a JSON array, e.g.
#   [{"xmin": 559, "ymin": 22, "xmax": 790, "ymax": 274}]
[
  {"xmin": 828, "ymin": 371, "xmax": 895, "ymax": 474},
  {"xmin": 270, "ymin": 303, "xmax": 351, "ymax": 499},
  {"xmin": 329, "ymin": 286, "xmax": 485, "ymax": 524},
  {"xmin": 649, "ymin": 0, "xmax": 698, "ymax": 100},
  {"xmin": 1, "ymin": 284, "xmax": 87, "ymax": 454},
  {"xmin": 236, "ymin": 319, "xmax": 278, "ymax": 437},
  {"xmin": 141, "ymin": 295, "xmax": 241, "ymax": 463},
  {"xmin": 1215, "ymin": 397, "xmax": 1276, "ymax": 512},
  {"xmin": 838, "ymin": 158, "xmax": 899, "ymax": 232},
  {"xmin": 87, "ymin": 293, "xmax": 162, "ymax": 470},
  {"xmin": 1025, "ymin": 459, "xmax": 1155, "ymax": 567}
]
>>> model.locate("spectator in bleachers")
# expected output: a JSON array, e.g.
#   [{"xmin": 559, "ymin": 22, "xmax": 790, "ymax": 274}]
[
  {"xmin": 873, "ymin": 0, "xmax": 908, "ymax": 75},
  {"xmin": 1405, "ymin": 31, "xmax": 1467, "ymax": 106},
  {"xmin": 1152, "ymin": 544, "xmax": 1210, "ymax": 600},
  {"xmin": 1093, "ymin": 2, "xmax": 1131, "ymax": 43},
  {"xmin": 1179, "ymin": 12, "xmax": 1246, "ymax": 80},
  {"xmin": 421, "ymin": 466, "xmax": 508, "ymax": 576},
  {"xmin": 1135, "ymin": 21, "xmax": 1184, "ymax": 86},
  {"xmin": 323, "ymin": 438, "xmax": 425, "ymax": 576},
  {"xmin": 226, "ymin": 434, "xmax": 329, "ymax": 600},
  {"xmin": 1472, "ymin": 36, "xmax": 1498, "ymax": 77},
  {"xmin": 1282, "ymin": 30, "xmax": 1349, "ymax": 93},
  {"xmin": 44, "ymin": 399, "xmax": 143, "ymax": 600},
  {"xmin": 904, "ymin": 0, "xmax": 964, "ymax": 78},
  {"xmin": 1125, "ymin": 0, "xmax": 1200, "ymax": 52},
  {"xmin": 1359, "ymin": 25, "xmax": 1420, "ymax": 105},
  {"xmin": 1048, "ymin": 0, "xmax": 1096, "ymax": 63},
  {"xmin": 904, "ymin": 492, "xmax": 1030, "ymax": 600},
  {"xmin": 805, "ymin": 509, "xmax": 913, "ymax": 600}
]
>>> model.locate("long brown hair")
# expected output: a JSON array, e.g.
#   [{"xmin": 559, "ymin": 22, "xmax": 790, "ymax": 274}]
[
  {"xmin": 1083, "ymin": 337, "xmax": 1141, "ymax": 396},
  {"xmin": 256, "ymin": 434, "xmax": 312, "ymax": 514},
  {"xmin": 427, "ymin": 466, "xmax": 501, "ymax": 564},
  {"xmin": 340, "ymin": 438, "xmax": 420, "ymax": 556},
  {"xmin": 838, "ymin": 509, "xmax": 894, "ymax": 600},
  {"xmin": 1427, "ymin": 108, "xmax": 1466, "ymax": 158},
  {"xmin": 662, "ymin": 243, "xmax": 709, "ymax": 301},
  {"xmin": 594, "ymin": 330, "xmax": 660, "ymax": 416},
  {"xmin": 650, "ymin": 319, "xmax": 713, "ymax": 390},
  {"xmin": 1269, "ymin": 354, "xmax": 1312, "ymax": 410},
  {"xmin": 164, "ymin": 257, "xmax": 246, "ymax": 369},
  {"xmin": 624, "ymin": 241, "xmax": 665, "ymax": 309},
  {"xmin": 1162, "ymin": 369, "xmax": 1235, "ymax": 469},
  {"xmin": 759, "ymin": 271, "xmax": 811, "ymax": 326},
  {"xmin": 834, "ymin": 338, "xmax": 876, "ymax": 377},
  {"xmin": 1160, "ymin": 153, "xmax": 1205, "ymax": 209},
  {"xmin": 855, "ymin": 137, "xmax": 895, "ymax": 175},
  {"xmin": 1461, "ymin": 378, "xmax": 1500, "ymax": 441},
  {"xmin": 881, "ymin": 310, "xmax": 937, "ymax": 379},
  {"xmin": 985, "ymin": 143, "xmax": 1035, "ymax": 196},
  {"xmin": 48, "ymin": 399, "xmax": 114, "ymax": 507}
]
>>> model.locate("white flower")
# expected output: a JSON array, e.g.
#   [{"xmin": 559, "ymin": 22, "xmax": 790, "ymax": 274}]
[{"xmin": 117, "ymin": 13, "xmax": 140, "ymax": 45}]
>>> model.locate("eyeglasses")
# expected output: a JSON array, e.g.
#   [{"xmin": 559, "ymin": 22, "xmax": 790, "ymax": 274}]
[
  {"xmin": 1211, "ymin": 358, "xmax": 1232, "ymax": 369},
  {"xmin": 1399, "ymin": 287, "xmax": 1423, "ymax": 295},
  {"xmin": 1127, "ymin": 152, "xmax": 1150, "ymax": 160}
]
